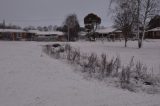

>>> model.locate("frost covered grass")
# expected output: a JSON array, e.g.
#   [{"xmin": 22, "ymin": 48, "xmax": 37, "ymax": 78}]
[{"xmin": 43, "ymin": 43, "xmax": 160, "ymax": 93}]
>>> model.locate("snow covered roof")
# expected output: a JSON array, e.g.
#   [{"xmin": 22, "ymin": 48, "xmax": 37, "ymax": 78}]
[
  {"xmin": 27, "ymin": 30, "xmax": 40, "ymax": 33},
  {"xmin": 27, "ymin": 30, "xmax": 64, "ymax": 36},
  {"xmin": 0, "ymin": 29, "xmax": 26, "ymax": 33},
  {"xmin": 114, "ymin": 30, "xmax": 122, "ymax": 33},
  {"xmin": 96, "ymin": 27, "xmax": 116, "ymax": 34},
  {"xmin": 36, "ymin": 31, "xmax": 64, "ymax": 36},
  {"xmin": 147, "ymin": 27, "xmax": 160, "ymax": 32},
  {"xmin": 78, "ymin": 31, "xmax": 87, "ymax": 36}
]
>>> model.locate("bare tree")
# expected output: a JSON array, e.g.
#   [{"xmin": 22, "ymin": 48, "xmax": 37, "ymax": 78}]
[
  {"xmin": 110, "ymin": 0, "xmax": 137, "ymax": 47},
  {"xmin": 37, "ymin": 26, "xmax": 43, "ymax": 31},
  {"xmin": 110, "ymin": 0, "xmax": 159, "ymax": 48},
  {"xmin": 63, "ymin": 14, "xmax": 80, "ymax": 41},
  {"xmin": 53, "ymin": 25, "xmax": 58, "ymax": 31},
  {"xmin": 47, "ymin": 25, "xmax": 53, "ymax": 31},
  {"xmin": 138, "ymin": 0, "xmax": 160, "ymax": 48}
]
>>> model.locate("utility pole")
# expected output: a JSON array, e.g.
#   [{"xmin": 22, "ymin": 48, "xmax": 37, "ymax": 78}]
[
  {"xmin": 73, "ymin": 16, "xmax": 76, "ymax": 40},
  {"xmin": 3, "ymin": 19, "xmax": 5, "ymax": 29},
  {"xmin": 68, "ymin": 26, "xmax": 69, "ymax": 42},
  {"xmin": 2, "ymin": 19, "xmax": 5, "ymax": 40},
  {"xmin": 137, "ymin": 0, "xmax": 141, "ymax": 48}
]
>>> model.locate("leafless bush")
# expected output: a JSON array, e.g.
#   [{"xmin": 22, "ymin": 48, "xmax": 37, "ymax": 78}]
[
  {"xmin": 54, "ymin": 50, "xmax": 61, "ymax": 59},
  {"xmin": 114, "ymin": 56, "xmax": 121, "ymax": 76},
  {"xmin": 99, "ymin": 53, "xmax": 108, "ymax": 79},
  {"xmin": 129, "ymin": 56, "xmax": 134, "ymax": 68},
  {"xmin": 98, "ymin": 54, "xmax": 121, "ymax": 79},
  {"xmin": 133, "ymin": 61, "xmax": 157, "ymax": 86},
  {"xmin": 70, "ymin": 49, "xmax": 81, "ymax": 64},
  {"xmin": 42, "ymin": 44, "xmax": 160, "ymax": 93},
  {"xmin": 65, "ymin": 43, "xmax": 72, "ymax": 52},
  {"xmin": 81, "ymin": 53, "xmax": 99, "ymax": 77},
  {"xmin": 112, "ymin": 56, "xmax": 121, "ymax": 77},
  {"xmin": 120, "ymin": 66, "xmax": 131, "ymax": 89},
  {"xmin": 43, "ymin": 45, "xmax": 51, "ymax": 55},
  {"xmin": 65, "ymin": 44, "xmax": 72, "ymax": 61},
  {"xmin": 106, "ymin": 58, "xmax": 114, "ymax": 76},
  {"xmin": 134, "ymin": 61, "xmax": 147, "ymax": 81}
]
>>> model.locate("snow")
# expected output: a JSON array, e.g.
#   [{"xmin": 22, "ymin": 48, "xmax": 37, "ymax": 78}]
[
  {"xmin": 147, "ymin": 27, "xmax": 160, "ymax": 32},
  {"xmin": 0, "ymin": 29, "xmax": 64, "ymax": 36},
  {"xmin": 0, "ymin": 41, "xmax": 160, "ymax": 106},
  {"xmin": 27, "ymin": 30, "xmax": 64, "ymax": 36},
  {"xmin": 37, "ymin": 31, "xmax": 64, "ymax": 36},
  {"xmin": 96, "ymin": 27, "xmax": 116, "ymax": 34},
  {"xmin": 70, "ymin": 40, "xmax": 160, "ymax": 74}
]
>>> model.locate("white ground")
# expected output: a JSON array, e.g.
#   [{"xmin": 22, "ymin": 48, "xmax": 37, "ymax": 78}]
[
  {"xmin": 70, "ymin": 39, "xmax": 160, "ymax": 74},
  {"xmin": 0, "ymin": 40, "xmax": 160, "ymax": 106}
]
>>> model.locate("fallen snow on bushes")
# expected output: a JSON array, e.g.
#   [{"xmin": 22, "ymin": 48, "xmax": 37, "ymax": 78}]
[{"xmin": 0, "ymin": 40, "xmax": 160, "ymax": 106}]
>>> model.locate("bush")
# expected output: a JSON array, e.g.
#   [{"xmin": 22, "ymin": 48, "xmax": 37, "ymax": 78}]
[
  {"xmin": 42, "ymin": 43, "xmax": 160, "ymax": 93},
  {"xmin": 120, "ymin": 66, "xmax": 131, "ymax": 89},
  {"xmin": 83, "ymin": 53, "xmax": 99, "ymax": 77},
  {"xmin": 70, "ymin": 49, "xmax": 81, "ymax": 64},
  {"xmin": 99, "ymin": 54, "xmax": 108, "ymax": 79}
]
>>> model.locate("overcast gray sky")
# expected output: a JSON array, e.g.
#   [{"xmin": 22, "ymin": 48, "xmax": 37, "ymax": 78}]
[{"xmin": 0, "ymin": 0, "xmax": 113, "ymax": 27}]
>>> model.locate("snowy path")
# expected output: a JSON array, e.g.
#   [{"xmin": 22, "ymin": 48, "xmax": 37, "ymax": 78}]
[{"xmin": 0, "ymin": 41, "xmax": 160, "ymax": 106}]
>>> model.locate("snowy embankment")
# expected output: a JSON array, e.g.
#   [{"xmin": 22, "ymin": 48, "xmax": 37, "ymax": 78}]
[{"xmin": 0, "ymin": 41, "xmax": 160, "ymax": 106}]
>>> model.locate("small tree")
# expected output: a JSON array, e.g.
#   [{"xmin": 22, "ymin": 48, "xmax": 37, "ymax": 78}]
[
  {"xmin": 63, "ymin": 14, "xmax": 80, "ymax": 41},
  {"xmin": 43, "ymin": 26, "xmax": 48, "ymax": 31},
  {"xmin": 37, "ymin": 26, "xmax": 43, "ymax": 31},
  {"xmin": 47, "ymin": 25, "xmax": 53, "ymax": 31},
  {"xmin": 84, "ymin": 13, "xmax": 101, "ymax": 41}
]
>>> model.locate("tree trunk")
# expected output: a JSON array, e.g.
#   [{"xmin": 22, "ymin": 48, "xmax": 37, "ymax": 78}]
[
  {"xmin": 124, "ymin": 36, "xmax": 128, "ymax": 47},
  {"xmin": 138, "ymin": 39, "xmax": 142, "ymax": 48},
  {"xmin": 140, "ymin": 28, "xmax": 146, "ymax": 48},
  {"xmin": 137, "ymin": 0, "xmax": 141, "ymax": 48}
]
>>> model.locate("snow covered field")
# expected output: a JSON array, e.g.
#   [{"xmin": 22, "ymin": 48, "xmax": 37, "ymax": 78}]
[
  {"xmin": 69, "ymin": 40, "xmax": 160, "ymax": 74},
  {"xmin": 0, "ymin": 40, "xmax": 160, "ymax": 106}
]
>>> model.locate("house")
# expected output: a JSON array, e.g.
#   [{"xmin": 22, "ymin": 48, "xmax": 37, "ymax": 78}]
[
  {"xmin": 96, "ymin": 27, "xmax": 123, "ymax": 40},
  {"xmin": 28, "ymin": 30, "xmax": 64, "ymax": 41},
  {"xmin": 0, "ymin": 29, "xmax": 65, "ymax": 41},
  {"xmin": 146, "ymin": 27, "xmax": 160, "ymax": 39},
  {"xmin": 0, "ymin": 29, "xmax": 29, "ymax": 41}
]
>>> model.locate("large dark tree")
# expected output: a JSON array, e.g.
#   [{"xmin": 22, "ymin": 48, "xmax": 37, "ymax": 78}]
[
  {"xmin": 148, "ymin": 15, "xmax": 160, "ymax": 29},
  {"xmin": 84, "ymin": 13, "xmax": 101, "ymax": 41},
  {"xmin": 63, "ymin": 14, "xmax": 80, "ymax": 41}
]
